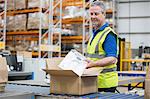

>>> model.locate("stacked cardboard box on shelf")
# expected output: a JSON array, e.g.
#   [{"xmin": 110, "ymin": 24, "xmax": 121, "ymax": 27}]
[
  {"xmin": 17, "ymin": 51, "xmax": 32, "ymax": 58},
  {"xmin": 27, "ymin": 13, "xmax": 39, "ymax": 29},
  {"xmin": 7, "ymin": 0, "xmax": 25, "ymax": 10},
  {"xmin": 28, "ymin": 0, "xmax": 40, "ymax": 8},
  {"xmin": 15, "ymin": 0, "xmax": 26, "ymax": 9},
  {"xmin": 6, "ymin": 16, "xmax": 15, "ymax": 31},
  {"xmin": 15, "ymin": 14, "xmax": 27, "ymax": 30},
  {"xmin": 7, "ymin": 0, "xmax": 50, "ymax": 9},
  {"xmin": 28, "ymin": 0, "xmax": 49, "ymax": 8},
  {"xmin": 7, "ymin": 0, "xmax": 50, "ymax": 31},
  {"xmin": 7, "ymin": 14, "xmax": 27, "ymax": 31},
  {"xmin": 7, "ymin": 0, "xmax": 15, "ymax": 10},
  {"xmin": 27, "ymin": 13, "xmax": 48, "ymax": 30}
]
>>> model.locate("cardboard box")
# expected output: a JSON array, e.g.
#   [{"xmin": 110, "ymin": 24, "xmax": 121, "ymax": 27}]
[
  {"xmin": 58, "ymin": 49, "xmax": 87, "ymax": 76},
  {"xmin": 146, "ymin": 65, "xmax": 150, "ymax": 79},
  {"xmin": 15, "ymin": 0, "xmax": 26, "ymax": 9},
  {"xmin": 7, "ymin": 0, "xmax": 15, "ymax": 10},
  {"xmin": 17, "ymin": 51, "xmax": 32, "ymax": 58},
  {"xmin": 15, "ymin": 14, "xmax": 27, "ymax": 30},
  {"xmin": 145, "ymin": 79, "xmax": 150, "ymax": 99},
  {"xmin": 0, "ymin": 57, "xmax": 8, "ymax": 84},
  {"xmin": 145, "ymin": 65, "xmax": 150, "ymax": 99},
  {"xmin": 44, "ymin": 58, "xmax": 102, "ymax": 95}
]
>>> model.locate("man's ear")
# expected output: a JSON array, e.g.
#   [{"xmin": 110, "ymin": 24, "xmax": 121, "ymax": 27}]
[
  {"xmin": 102, "ymin": 11, "xmax": 106, "ymax": 17},
  {"xmin": 103, "ymin": 12, "xmax": 106, "ymax": 17}
]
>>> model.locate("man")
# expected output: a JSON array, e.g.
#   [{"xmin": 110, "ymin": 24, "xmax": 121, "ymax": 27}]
[{"xmin": 86, "ymin": 1, "xmax": 119, "ymax": 92}]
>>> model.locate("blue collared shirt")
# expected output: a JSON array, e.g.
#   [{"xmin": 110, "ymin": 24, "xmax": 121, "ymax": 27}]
[{"xmin": 90, "ymin": 22, "xmax": 117, "ymax": 58}]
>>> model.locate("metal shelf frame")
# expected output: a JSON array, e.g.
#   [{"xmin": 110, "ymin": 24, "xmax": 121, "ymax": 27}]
[
  {"xmin": 0, "ymin": 0, "xmax": 7, "ymax": 50},
  {"xmin": 39, "ymin": 0, "xmax": 62, "ymax": 58},
  {"xmin": 4, "ymin": 0, "xmax": 115, "ymax": 57}
]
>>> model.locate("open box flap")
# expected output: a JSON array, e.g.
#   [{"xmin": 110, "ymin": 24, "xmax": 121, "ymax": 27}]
[
  {"xmin": 82, "ymin": 67, "xmax": 103, "ymax": 76},
  {"xmin": 43, "ymin": 69, "xmax": 78, "ymax": 76}
]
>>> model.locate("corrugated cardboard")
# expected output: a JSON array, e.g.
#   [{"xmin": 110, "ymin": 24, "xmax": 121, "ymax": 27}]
[
  {"xmin": 43, "ymin": 58, "xmax": 102, "ymax": 95},
  {"xmin": 0, "ymin": 57, "xmax": 8, "ymax": 84},
  {"xmin": 145, "ymin": 79, "xmax": 150, "ymax": 99},
  {"xmin": 50, "ymin": 75, "xmax": 97, "ymax": 95},
  {"xmin": 146, "ymin": 65, "xmax": 150, "ymax": 79},
  {"xmin": 145, "ymin": 65, "xmax": 150, "ymax": 99},
  {"xmin": 17, "ymin": 51, "xmax": 32, "ymax": 58}
]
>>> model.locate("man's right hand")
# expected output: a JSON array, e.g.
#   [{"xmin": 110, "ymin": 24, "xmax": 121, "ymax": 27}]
[{"xmin": 84, "ymin": 59, "xmax": 95, "ymax": 69}]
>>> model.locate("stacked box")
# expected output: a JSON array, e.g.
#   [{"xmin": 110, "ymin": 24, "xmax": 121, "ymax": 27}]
[
  {"xmin": 15, "ymin": 0, "xmax": 26, "ymax": 9},
  {"xmin": 28, "ymin": 0, "xmax": 40, "ymax": 8},
  {"xmin": 0, "ymin": 17, "xmax": 3, "ymax": 28},
  {"xmin": 27, "ymin": 13, "xmax": 40, "ymax": 29},
  {"xmin": 17, "ymin": 51, "xmax": 32, "ymax": 58},
  {"xmin": 41, "ymin": 13, "xmax": 48, "ymax": 29},
  {"xmin": 15, "ymin": 14, "xmax": 27, "ymax": 30},
  {"xmin": 27, "ymin": 13, "xmax": 48, "ymax": 29},
  {"xmin": 0, "ymin": 3, "xmax": 4, "ymax": 12},
  {"xmin": 7, "ymin": 0, "xmax": 15, "ymax": 10},
  {"xmin": 105, "ymin": 1, "xmax": 113, "ymax": 10},
  {"xmin": 28, "ymin": 0, "xmax": 49, "ymax": 8},
  {"xmin": 6, "ymin": 16, "xmax": 15, "ymax": 31}
]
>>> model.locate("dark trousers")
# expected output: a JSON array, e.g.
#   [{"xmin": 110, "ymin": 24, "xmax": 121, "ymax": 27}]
[{"xmin": 98, "ymin": 87, "xmax": 116, "ymax": 92}]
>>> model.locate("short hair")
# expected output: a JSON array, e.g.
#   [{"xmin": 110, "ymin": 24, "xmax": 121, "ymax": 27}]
[{"xmin": 91, "ymin": 1, "xmax": 106, "ymax": 13}]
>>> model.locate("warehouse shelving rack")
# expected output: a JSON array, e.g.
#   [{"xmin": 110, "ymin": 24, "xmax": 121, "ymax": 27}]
[
  {"xmin": 0, "ymin": 0, "xmax": 7, "ymax": 50},
  {"xmin": 38, "ymin": 0, "xmax": 62, "ymax": 58},
  {"xmin": 5, "ymin": 0, "xmax": 115, "ymax": 57}
]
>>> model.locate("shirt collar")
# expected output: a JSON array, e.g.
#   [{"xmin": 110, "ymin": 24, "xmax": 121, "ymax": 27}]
[
  {"xmin": 93, "ymin": 22, "xmax": 109, "ymax": 33},
  {"xmin": 99, "ymin": 22, "xmax": 109, "ymax": 31}
]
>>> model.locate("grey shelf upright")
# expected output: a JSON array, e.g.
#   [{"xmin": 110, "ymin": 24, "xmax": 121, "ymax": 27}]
[
  {"xmin": 0, "ymin": 0, "xmax": 7, "ymax": 50},
  {"xmin": 39, "ymin": 0, "xmax": 62, "ymax": 58}
]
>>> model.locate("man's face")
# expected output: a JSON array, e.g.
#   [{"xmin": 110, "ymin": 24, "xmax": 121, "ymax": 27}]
[{"xmin": 89, "ymin": 6, "xmax": 105, "ymax": 30}]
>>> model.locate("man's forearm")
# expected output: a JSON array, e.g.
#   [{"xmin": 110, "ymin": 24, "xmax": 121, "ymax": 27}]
[{"xmin": 88, "ymin": 57, "xmax": 117, "ymax": 68}]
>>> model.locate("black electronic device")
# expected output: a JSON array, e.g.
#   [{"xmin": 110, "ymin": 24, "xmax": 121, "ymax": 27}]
[
  {"xmin": 16, "ymin": 62, "xmax": 22, "ymax": 71},
  {"xmin": 5, "ymin": 55, "xmax": 22, "ymax": 71}
]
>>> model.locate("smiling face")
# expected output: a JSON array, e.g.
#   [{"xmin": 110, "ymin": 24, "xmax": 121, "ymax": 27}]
[{"xmin": 89, "ymin": 5, "xmax": 106, "ymax": 30}]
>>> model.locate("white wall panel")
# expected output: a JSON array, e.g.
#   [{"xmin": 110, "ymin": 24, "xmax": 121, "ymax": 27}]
[
  {"xmin": 118, "ymin": 2, "xmax": 150, "ymax": 17},
  {"xmin": 118, "ymin": 18, "xmax": 150, "ymax": 33},
  {"xmin": 118, "ymin": 3, "xmax": 130, "ymax": 17},
  {"xmin": 117, "ymin": 1, "xmax": 150, "ymax": 48},
  {"xmin": 118, "ymin": 19, "xmax": 129, "ymax": 33}
]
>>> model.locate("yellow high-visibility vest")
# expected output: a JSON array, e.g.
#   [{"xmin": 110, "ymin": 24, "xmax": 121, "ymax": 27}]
[{"xmin": 87, "ymin": 27, "xmax": 118, "ymax": 88}]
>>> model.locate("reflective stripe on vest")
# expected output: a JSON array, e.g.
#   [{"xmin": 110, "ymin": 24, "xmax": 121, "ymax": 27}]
[
  {"xmin": 100, "ymin": 67, "xmax": 117, "ymax": 73},
  {"xmin": 95, "ymin": 28, "xmax": 111, "ymax": 54},
  {"xmin": 86, "ymin": 53, "xmax": 105, "ymax": 59}
]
